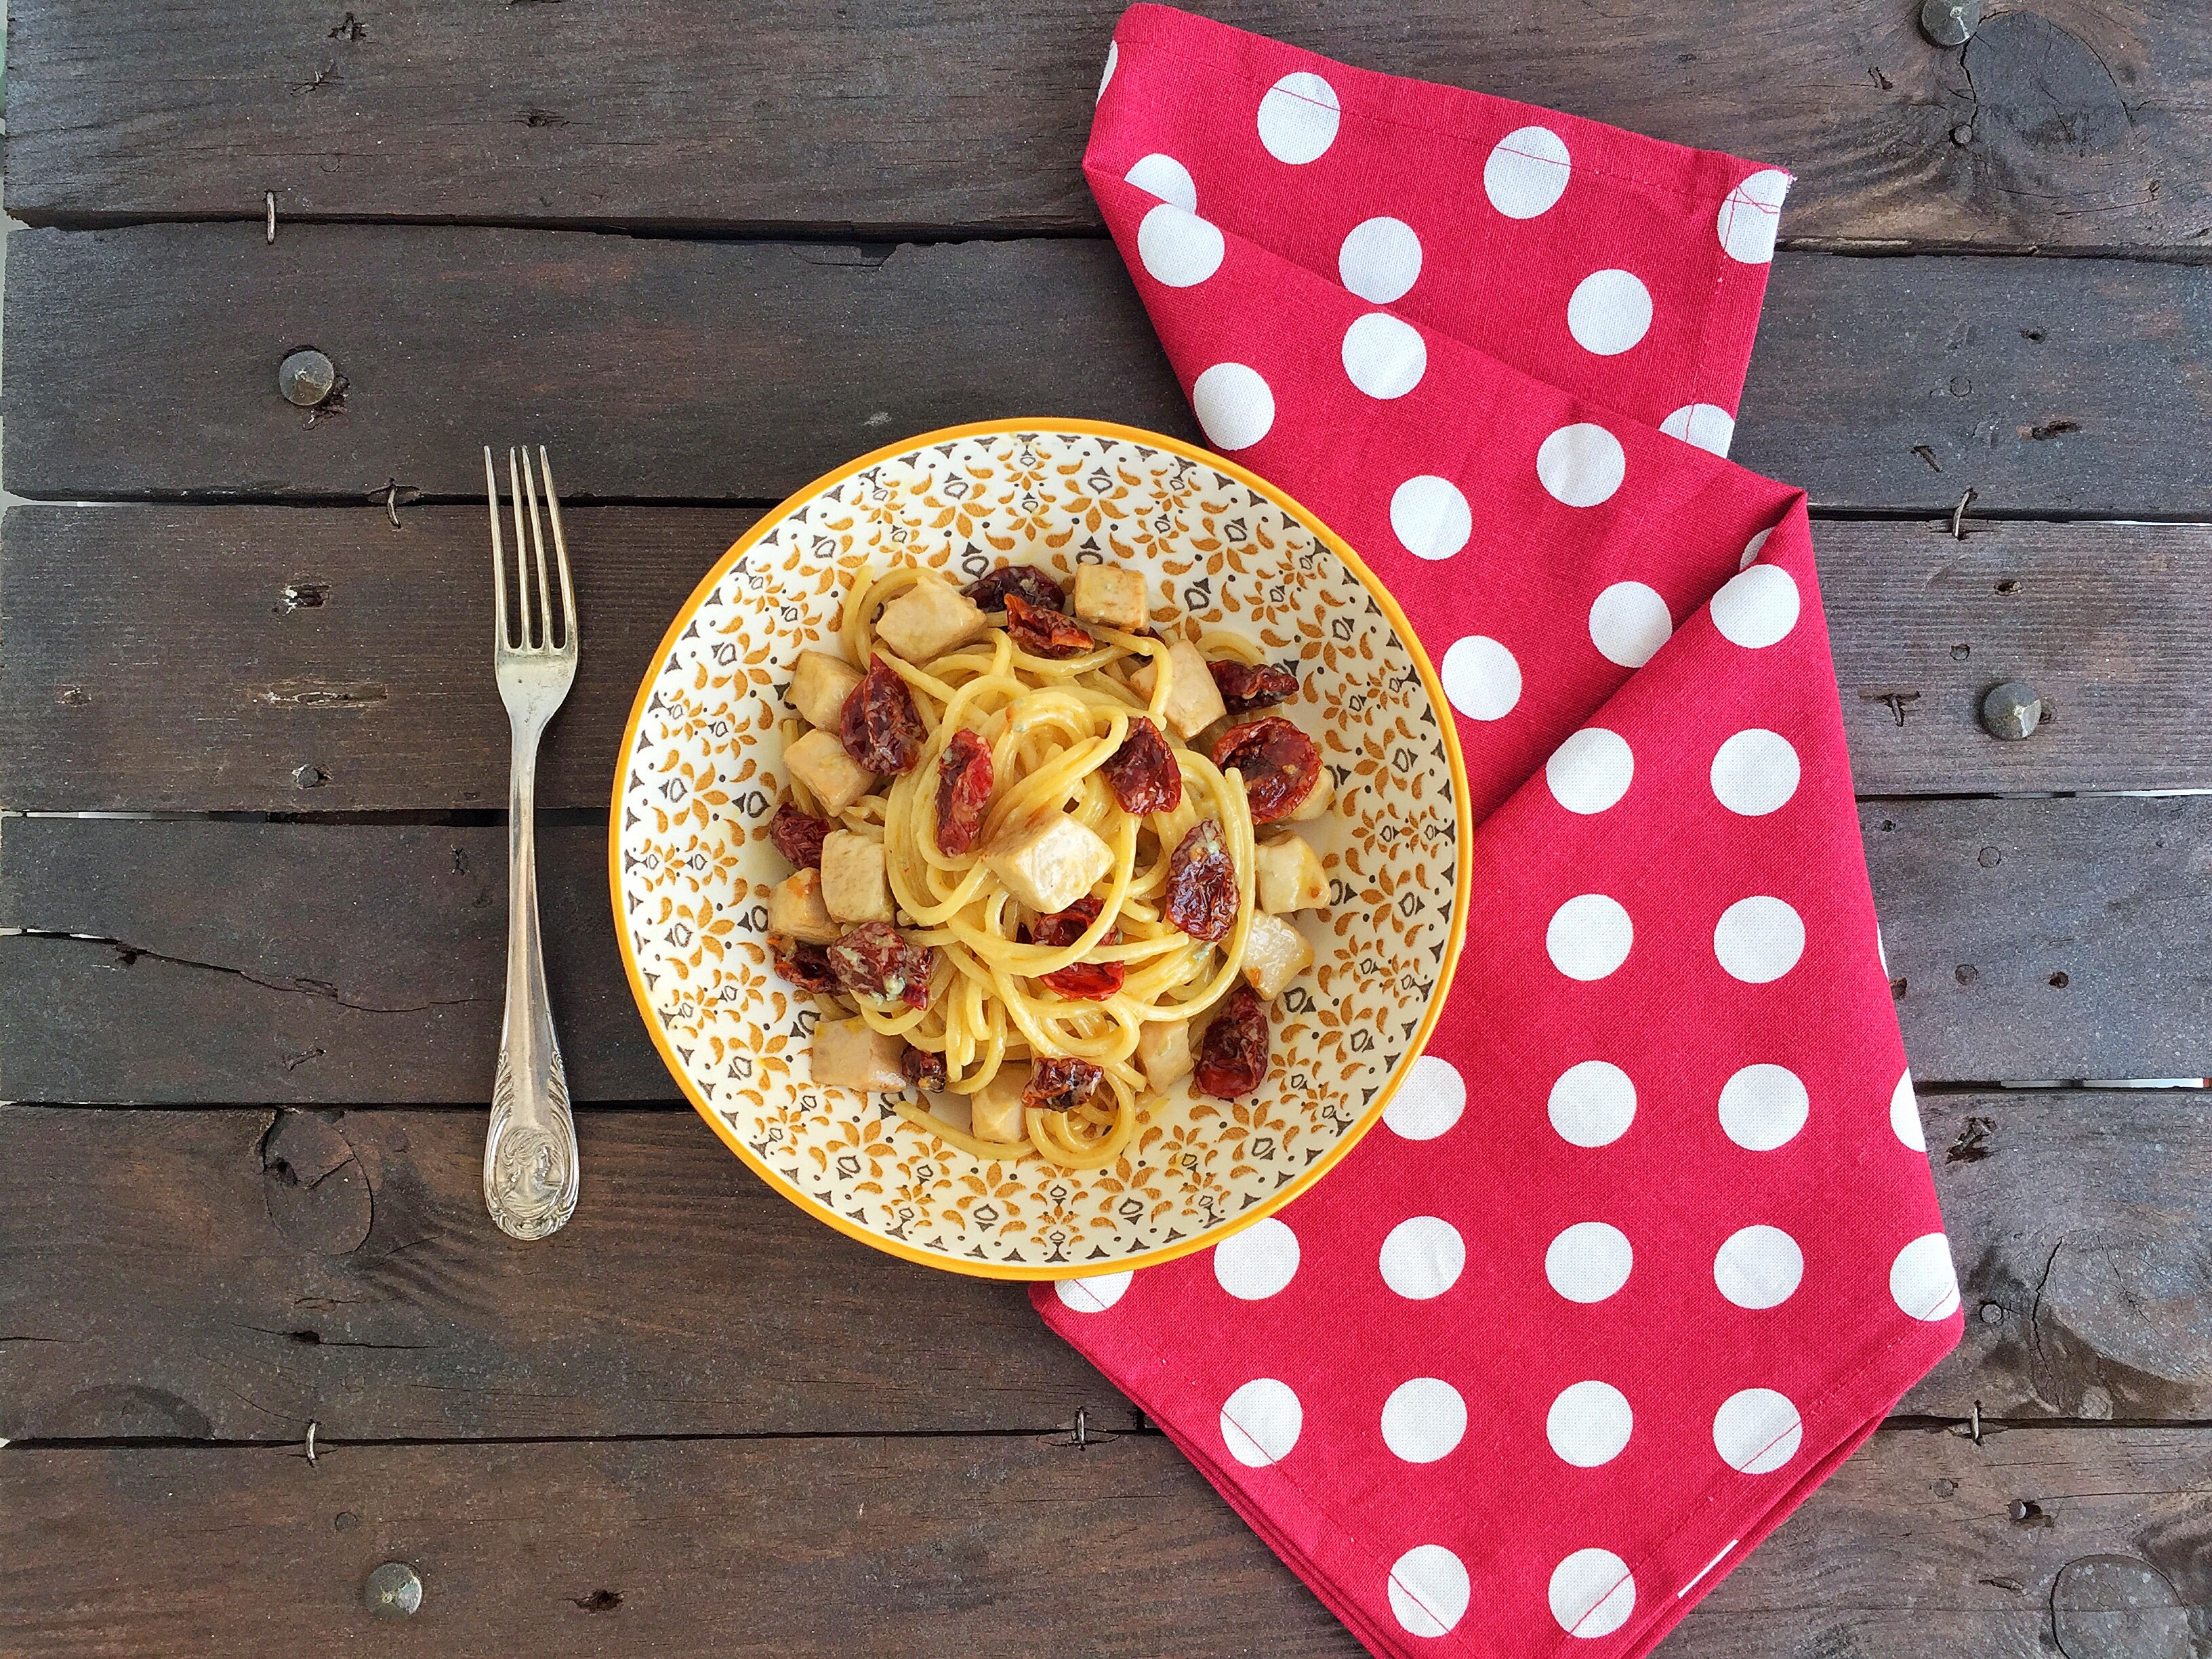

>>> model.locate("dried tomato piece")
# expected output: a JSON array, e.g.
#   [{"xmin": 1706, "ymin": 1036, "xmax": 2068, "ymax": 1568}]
[
  {"xmin": 1101, "ymin": 715, "xmax": 1183, "ymax": 816},
  {"xmin": 839, "ymin": 653, "xmax": 926, "ymax": 775},
  {"xmin": 1210, "ymin": 658, "xmax": 1299, "ymax": 715},
  {"xmin": 1028, "ymin": 897, "xmax": 1126, "ymax": 1001},
  {"xmin": 825, "ymin": 921, "xmax": 935, "ymax": 1010},
  {"xmin": 1166, "ymin": 819, "xmax": 1239, "ymax": 943},
  {"xmin": 901, "ymin": 1044, "xmax": 948, "ymax": 1091},
  {"xmin": 963, "ymin": 564, "xmax": 1067, "ymax": 614},
  {"xmin": 1193, "ymin": 985, "xmax": 1270, "ymax": 1099},
  {"xmin": 1003, "ymin": 591, "xmax": 1096, "ymax": 659},
  {"xmin": 768, "ymin": 803, "xmax": 830, "ymax": 869},
  {"xmin": 771, "ymin": 937, "xmax": 841, "ymax": 994},
  {"xmin": 1023, "ymin": 1056, "xmax": 1105, "ymax": 1113},
  {"xmin": 934, "ymin": 728, "xmax": 995, "ymax": 857},
  {"xmin": 1210, "ymin": 716, "xmax": 1322, "ymax": 824}
]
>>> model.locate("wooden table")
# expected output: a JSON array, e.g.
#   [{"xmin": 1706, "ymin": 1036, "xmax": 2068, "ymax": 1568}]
[{"xmin": 4, "ymin": 5, "xmax": 2209, "ymax": 1654}]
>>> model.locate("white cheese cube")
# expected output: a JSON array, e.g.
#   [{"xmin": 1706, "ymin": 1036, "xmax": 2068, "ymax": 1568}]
[
  {"xmin": 819, "ymin": 830, "xmax": 893, "ymax": 924},
  {"xmin": 1128, "ymin": 637, "xmax": 1227, "ymax": 740},
  {"xmin": 1242, "ymin": 912, "xmax": 1314, "ymax": 1000},
  {"xmin": 1255, "ymin": 836, "xmax": 1328, "ymax": 914},
  {"xmin": 1072, "ymin": 565, "xmax": 1149, "ymax": 632},
  {"xmin": 874, "ymin": 573, "xmax": 989, "ymax": 664},
  {"xmin": 986, "ymin": 814, "xmax": 1113, "ymax": 915},
  {"xmin": 969, "ymin": 1066, "xmax": 1031, "ymax": 1143},
  {"xmin": 1287, "ymin": 766, "xmax": 1335, "ymax": 823},
  {"xmin": 810, "ymin": 1017, "xmax": 908, "ymax": 1092},
  {"xmin": 790, "ymin": 649, "xmax": 862, "ymax": 731},
  {"xmin": 767, "ymin": 869, "xmax": 842, "ymax": 945},
  {"xmin": 785, "ymin": 726, "xmax": 876, "ymax": 815},
  {"xmin": 1136, "ymin": 1021, "xmax": 1193, "ymax": 1091}
]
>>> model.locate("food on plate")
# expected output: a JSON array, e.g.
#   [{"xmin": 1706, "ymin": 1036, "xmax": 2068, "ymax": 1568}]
[{"xmin": 761, "ymin": 558, "xmax": 1336, "ymax": 1170}]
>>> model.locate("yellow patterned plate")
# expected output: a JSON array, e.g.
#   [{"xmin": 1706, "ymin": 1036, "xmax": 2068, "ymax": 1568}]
[{"xmin": 612, "ymin": 419, "xmax": 1470, "ymax": 1278}]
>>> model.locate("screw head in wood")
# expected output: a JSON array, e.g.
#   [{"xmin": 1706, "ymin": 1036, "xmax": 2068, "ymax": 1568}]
[
  {"xmin": 365, "ymin": 1562, "xmax": 422, "ymax": 1618},
  {"xmin": 279, "ymin": 348, "xmax": 337, "ymax": 407},
  {"xmin": 1979, "ymin": 680, "xmax": 2042, "ymax": 741},
  {"xmin": 1920, "ymin": 0, "xmax": 1979, "ymax": 47}
]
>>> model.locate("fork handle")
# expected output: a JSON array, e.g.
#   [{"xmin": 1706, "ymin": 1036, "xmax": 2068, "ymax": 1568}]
[{"xmin": 485, "ymin": 715, "xmax": 580, "ymax": 1240}]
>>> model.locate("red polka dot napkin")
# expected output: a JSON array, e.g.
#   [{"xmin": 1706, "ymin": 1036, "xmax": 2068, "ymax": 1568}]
[{"xmin": 1035, "ymin": 9, "xmax": 1962, "ymax": 1655}]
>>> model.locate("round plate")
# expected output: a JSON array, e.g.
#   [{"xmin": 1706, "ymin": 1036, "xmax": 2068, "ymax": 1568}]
[{"xmin": 611, "ymin": 419, "xmax": 1471, "ymax": 1277}]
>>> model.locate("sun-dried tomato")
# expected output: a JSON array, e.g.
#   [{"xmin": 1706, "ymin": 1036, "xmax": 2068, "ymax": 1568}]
[
  {"xmin": 825, "ymin": 922, "xmax": 935, "ymax": 1010},
  {"xmin": 901, "ymin": 1044, "xmax": 948, "ymax": 1091},
  {"xmin": 1210, "ymin": 658, "xmax": 1300, "ymax": 715},
  {"xmin": 1023, "ymin": 1056, "xmax": 1105, "ymax": 1113},
  {"xmin": 1210, "ymin": 716, "xmax": 1322, "ymax": 824},
  {"xmin": 771, "ymin": 937, "xmax": 841, "ymax": 994},
  {"xmin": 1101, "ymin": 715, "xmax": 1183, "ymax": 816},
  {"xmin": 1003, "ymin": 591, "xmax": 1096, "ymax": 659},
  {"xmin": 768, "ymin": 803, "xmax": 830, "ymax": 869},
  {"xmin": 1193, "ymin": 985, "xmax": 1270, "ymax": 1099},
  {"xmin": 963, "ymin": 564, "xmax": 1067, "ymax": 614},
  {"xmin": 840, "ymin": 653, "xmax": 927, "ymax": 775},
  {"xmin": 935, "ymin": 728, "xmax": 994, "ymax": 857},
  {"xmin": 1166, "ymin": 819, "xmax": 1239, "ymax": 943},
  {"xmin": 1028, "ymin": 896, "xmax": 1126, "ymax": 1001}
]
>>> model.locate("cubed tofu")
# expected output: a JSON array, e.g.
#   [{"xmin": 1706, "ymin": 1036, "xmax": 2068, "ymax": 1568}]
[
  {"xmin": 790, "ymin": 650, "xmax": 862, "ymax": 731},
  {"xmin": 785, "ymin": 726, "xmax": 876, "ymax": 815},
  {"xmin": 1128, "ymin": 636, "xmax": 1228, "ymax": 741},
  {"xmin": 970, "ymin": 1066, "xmax": 1031, "ymax": 1143},
  {"xmin": 1072, "ymin": 565, "xmax": 1149, "ymax": 632},
  {"xmin": 767, "ymin": 868, "xmax": 842, "ymax": 944},
  {"xmin": 1287, "ymin": 766, "xmax": 1335, "ymax": 823},
  {"xmin": 874, "ymin": 573, "xmax": 989, "ymax": 664},
  {"xmin": 1242, "ymin": 912, "xmax": 1314, "ymax": 1000},
  {"xmin": 820, "ymin": 830, "xmax": 893, "ymax": 924},
  {"xmin": 1255, "ymin": 836, "xmax": 1330, "ymax": 913},
  {"xmin": 810, "ymin": 1017, "xmax": 908, "ymax": 1092},
  {"xmin": 986, "ymin": 814, "xmax": 1113, "ymax": 915},
  {"xmin": 1136, "ymin": 1021, "xmax": 1194, "ymax": 1091}
]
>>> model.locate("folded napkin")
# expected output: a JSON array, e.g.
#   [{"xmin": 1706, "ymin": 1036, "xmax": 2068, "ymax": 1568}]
[{"xmin": 1035, "ymin": 10, "xmax": 1962, "ymax": 1655}]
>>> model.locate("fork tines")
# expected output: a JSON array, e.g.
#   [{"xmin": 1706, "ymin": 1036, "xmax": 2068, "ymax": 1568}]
[{"xmin": 485, "ymin": 445, "xmax": 579, "ymax": 655}]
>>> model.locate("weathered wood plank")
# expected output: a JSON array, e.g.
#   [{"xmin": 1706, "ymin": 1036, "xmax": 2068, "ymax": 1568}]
[
  {"xmin": 6, "ymin": 1425, "xmax": 2207, "ymax": 1658},
  {"xmin": 7, "ymin": 1, "xmax": 2205, "ymax": 251},
  {"xmin": 0, "ymin": 1094, "xmax": 2196, "ymax": 1443},
  {"xmin": 5, "ymin": 225, "xmax": 2205, "ymax": 515},
  {"xmin": 6, "ymin": 510, "xmax": 2203, "ymax": 813}
]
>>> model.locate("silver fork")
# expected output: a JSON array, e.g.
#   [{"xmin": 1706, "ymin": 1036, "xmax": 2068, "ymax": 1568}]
[{"xmin": 483, "ymin": 445, "xmax": 581, "ymax": 1241}]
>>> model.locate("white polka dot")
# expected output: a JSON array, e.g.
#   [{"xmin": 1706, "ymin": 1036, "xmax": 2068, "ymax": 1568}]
[
  {"xmin": 1549, "ymin": 1061, "xmax": 1635, "ymax": 1149},
  {"xmin": 1717, "ymin": 1064, "xmax": 1809, "ymax": 1151},
  {"xmin": 1053, "ymin": 1269, "xmax": 1132, "ymax": 1312},
  {"xmin": 1214, "ymin": 1216, "xmax": 1299, "ymax": 1300},
  {"xmin": 1891, "ymin": 1069, "xmax": 1926, "ymax": 1152},
  {"xmin": 1384, "ymin": 1054, "xmax": 1466, "ymax": 1141},
  {"xmin": 1547, "ymin": 894, "xmax": 1633, "ymax": 982},
  {"xmin": 1341, "ymin": 312, "xmax": 1427, "ymax": 399},
  {"xmin": 1547, "ymin": 728, "xmax": 1633, "ymax": 815},
  {"xmin": 1891, "ymin": 1233, "xmax": 1961, "ymax": 1321},
  {"xmin": 1742, "ymin": 527, "xmax": 1772, "ymax": 569},
  {"xmin": 1441, "ymin": 635, "xmax": 1520, "ymax": 721},
  {"xmin": 1711, "ymin": 729, "xmax": 1800, "ymax": 817},
  {"xmin": 1339, "ymin": 216, "xmax": 1422, "ymax": 304},
  {"xmin": 1136, "ymin": 202, "xmax": 1224, "ymax": 288},
  {"xmin": 1713, "ymin": 1387, "xmax": 1803, "ymax": 1474},
  {"xmin": 1545, "ymin": 1221, "xmax": 1633, "ymax": 1304},
  {"xmin": 1256, "ymin": 71, "xmax": 1340, "ymax": 165},
  {"xmin": 1124, "ymin": 152, "xmax": 1196, "ymax": 211},
  {"xmin": 1537, "ymin": 423, "xmax": 1626, "ymax": 508},
  {"xmin": 1484, "ymin": 125, "xmax": 1572, "ymax": 219},
  {"xmin": 1191, "ymin": 363, "xmax": 1274, "ymax": 451},
  {"xmin": 1097, "ymin": 39, "xmax": 1118, "ymax": 102},
  {"xmin": 1714, "ymin": 1225, "xmax": 1804, "ymax": 1309},
  {"xmin": 1380, "ymin": 1216, "xmax": 1465, "ymax": 1300},
  {"xmin": 1712, "ymin": 564, "xmax": 1801, "ymax": 649},
  {"xmin": 1566, "ymin": 270, "xmax": 1652, "ymax": 356},
  {"xmin": 1547, "ymin": 1380, "xmax": 1633, "ymax": 1468},
  {"xmin": 1718, "ymin": 168, "xmax": 1792, "ymax": 265},
  {"xmin": 1221, "ymin": 1377, "xmax": 1303, "ymax": 1467},
  {"xmin": 1391, "ymin": 474, "xmax": 1471, "ymax": 561},
  {"xmin": 1587, "ymin": 581, "xmax": 1672, "ymax": 668},
  {"xmin": 1714, "ymin": 896, "xmax": 1805, "ymax": 984},
  {"xmin": 1389, "ymin": 1544, "xmax": 1471, "ymax": 1638},
  {"xmin": 1381, "ymin": 1378, "xmax": 1468, "ymax": 1464},
  {"xmin": 1550, "ymin": 1549, "xmax": 1635, "ymax": 1639},
  {"xmin": 1660, "ymin": 402, "xmax": 1736, "ymax": 457}
]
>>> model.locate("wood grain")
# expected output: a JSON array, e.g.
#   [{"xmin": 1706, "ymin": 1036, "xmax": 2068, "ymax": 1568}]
[
  {"xmin": 6, "ymin": 1, "xmax": 2205, "ymax": 251},
  {"xmin": 0, "ymin": 1094, "xmax": 2198, "ymax": 1443},
  {"xmin": 5, "ymin": 225, "xmax": 2206, "ymax": 514},
  {"xmin": 7, "ymin": 1425, "xmax": 2209, "ymax": 1658}
]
